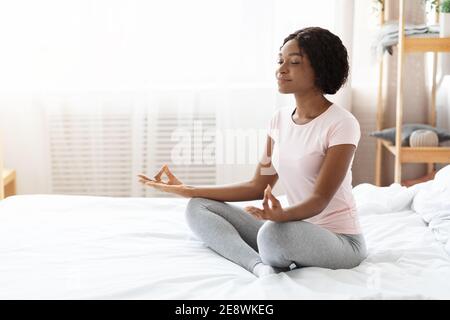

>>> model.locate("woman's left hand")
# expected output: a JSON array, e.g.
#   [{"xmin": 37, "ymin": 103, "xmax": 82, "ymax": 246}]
[{"xmin": 244, "ymin": 184, "xmax": 288, "ymax": 222}]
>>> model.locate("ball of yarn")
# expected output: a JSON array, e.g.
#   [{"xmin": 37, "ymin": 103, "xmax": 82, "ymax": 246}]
[{"xmin": 409, "ymin": 129, "xmax": 439, "ymax": 147}]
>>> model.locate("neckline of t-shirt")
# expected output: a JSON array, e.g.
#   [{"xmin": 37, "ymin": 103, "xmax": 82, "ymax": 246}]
[{"xmin": 289, "ymin": 104, "xmax": 335, "ymax": 127}]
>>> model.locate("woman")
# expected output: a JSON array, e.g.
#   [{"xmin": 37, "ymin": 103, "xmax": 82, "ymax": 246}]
[{"xmin": 138, "ymin": 27, "xmax": 367, "ymax": 277}]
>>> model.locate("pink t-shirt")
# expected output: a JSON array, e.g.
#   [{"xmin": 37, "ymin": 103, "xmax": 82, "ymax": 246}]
[{"xmin": 267, "ymin": 104, "xmax": 362, "ymax": 235}]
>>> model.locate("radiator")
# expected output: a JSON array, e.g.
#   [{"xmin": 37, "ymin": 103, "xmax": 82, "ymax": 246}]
[
  {"xmin": 47, "ymin": 111, "xmax": 217, "ymax": 197},
  {"xmin": 143, "ymin": 112, "xmax": 217, "ymax": 198}
]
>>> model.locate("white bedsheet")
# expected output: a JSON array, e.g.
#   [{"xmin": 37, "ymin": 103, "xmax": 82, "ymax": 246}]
[{"xmin": 1, "ymin": 193, "xmax": 450, "ymax": 300}]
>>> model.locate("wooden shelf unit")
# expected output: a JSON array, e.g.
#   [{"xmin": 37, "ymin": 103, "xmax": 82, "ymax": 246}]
[
  {"xmin": 375, "ymin": 0, "xmax": 450, "ymax": 185},
  {"xmin": 1, "ymin": 169, "xmax": 16, "ymax": 200},
  {"xmin": 0, "ymin": 137, "xmax": 16, "ymax": 199},
  {"xmin": 381, "ymin": 140, "xmax": 450, "ymax": 163},
  {"xmin": 404, "ymin": 37, "xmax": 450, "ymax": 52}
]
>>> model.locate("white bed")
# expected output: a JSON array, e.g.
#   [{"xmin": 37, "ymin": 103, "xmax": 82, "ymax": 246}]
[{"xmin": 1, "ymin": 176, "xmax": 450, "ymax": 299}]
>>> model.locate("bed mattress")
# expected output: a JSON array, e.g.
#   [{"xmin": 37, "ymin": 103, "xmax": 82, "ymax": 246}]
[{"xmin": 1, "ymin": 193, "xmax": 449, "ymax": 299}]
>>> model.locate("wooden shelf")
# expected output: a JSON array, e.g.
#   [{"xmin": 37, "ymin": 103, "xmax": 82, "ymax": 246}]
[
  {"xmin": 404, "ymin": 37, "xmax": 450, "ymax": 52},
  {"xmin": 374, "ymin": 0, "xmax": 450, "ymax": 185},
  {"xmin": 381, "ymin": 141, "xmax": 450, "ymax": 163},
  {"xmin": 1, "ymin": 169, "xmax": 16, "ymax": 200},
  {"xmin": 2, "ymin": 169, "xmax": 15, "ymax": 185}
]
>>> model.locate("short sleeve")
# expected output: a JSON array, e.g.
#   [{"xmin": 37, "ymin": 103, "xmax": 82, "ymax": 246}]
[{"xmin": 327, "ymin": 117, "xmax": 361, "ymax": 148}]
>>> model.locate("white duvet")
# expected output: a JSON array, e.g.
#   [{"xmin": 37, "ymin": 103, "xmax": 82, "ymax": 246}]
[
  {"xmin": 412, "ymin": 166, "xmax": 450, "ymax": 254},
  {"xmin": 1, "ymin": 175, "xmax": 450, "ymax": 299}
]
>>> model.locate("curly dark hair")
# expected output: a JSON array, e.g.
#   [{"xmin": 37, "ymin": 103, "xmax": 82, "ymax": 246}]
[{"xmin": 281, "ymin": 27, "xmax": 349, "ymax": 95}]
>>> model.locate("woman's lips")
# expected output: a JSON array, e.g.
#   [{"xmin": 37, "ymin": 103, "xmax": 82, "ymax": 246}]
[{"xmin": 277, "ymin": 79, "xmax": 291, "ymax": 83}]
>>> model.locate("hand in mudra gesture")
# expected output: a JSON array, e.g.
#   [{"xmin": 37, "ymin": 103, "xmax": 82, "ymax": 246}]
[
  {"xmin": 244, "ymin": 184, "xmax": 286, "ymax": 222},
  {"xmin": 138, "ymin": 164, "xmax": 193, "ymax": 198}
]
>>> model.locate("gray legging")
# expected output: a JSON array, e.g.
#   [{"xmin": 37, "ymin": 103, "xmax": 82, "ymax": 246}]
[{"xmin": 185, "ymin": 197, "xmax": 367, "ymax": 273}]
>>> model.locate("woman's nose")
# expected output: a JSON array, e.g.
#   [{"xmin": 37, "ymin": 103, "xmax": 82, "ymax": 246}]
[
  {"xmin": 278, "ymin": 63, "xmax": 288, "ymax": 74},
  {"xmin": 277, "ymin": 68, "xmax": 287, "ymax": 77}
]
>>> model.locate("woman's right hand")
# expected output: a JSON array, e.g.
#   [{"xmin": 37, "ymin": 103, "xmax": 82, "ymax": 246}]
[{"xmin": 138, "ymin": 164, "xmax": 194, "ymax": 198}]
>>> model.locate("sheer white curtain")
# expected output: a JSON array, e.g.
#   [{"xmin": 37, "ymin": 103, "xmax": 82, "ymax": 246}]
[{"xmin": 0, "ymin": 0, "xmax": 354, "ymax": 196}]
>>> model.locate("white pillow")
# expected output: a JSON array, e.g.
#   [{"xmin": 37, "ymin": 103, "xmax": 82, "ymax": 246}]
[
  {"xmin": 412, "ymin": 164, "xmax": 450, "ymax": 218},
  {"xmin": 353, "ymin": 182, "xmax": 419, "ymax": 215}
]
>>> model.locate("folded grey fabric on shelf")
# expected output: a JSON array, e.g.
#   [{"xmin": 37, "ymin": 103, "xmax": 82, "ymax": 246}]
[{"xmin": 372, "ymin": 21, "xmax": 439, "ymax": 58}]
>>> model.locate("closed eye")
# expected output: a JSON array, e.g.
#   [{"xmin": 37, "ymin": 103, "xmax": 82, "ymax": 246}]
[{"xmin": 277, "ymin": 60, "xmax": 300, "ymax": 65}]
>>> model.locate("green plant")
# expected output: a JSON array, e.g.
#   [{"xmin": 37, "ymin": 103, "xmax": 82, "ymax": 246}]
[
  {"xmin": 372, "ymin": 0, "xmax": 439, "ymax": 15},
  {"xmin": 441, "ymin": 0, "xmax": 450, "ymax": 13},
  {"xmin": 428, "ymin": 0, "xmax": 440, "ymax": 13},
  {"xmin": 372, "ymin": 0, "xmax": 384, "ymax": 15}
]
